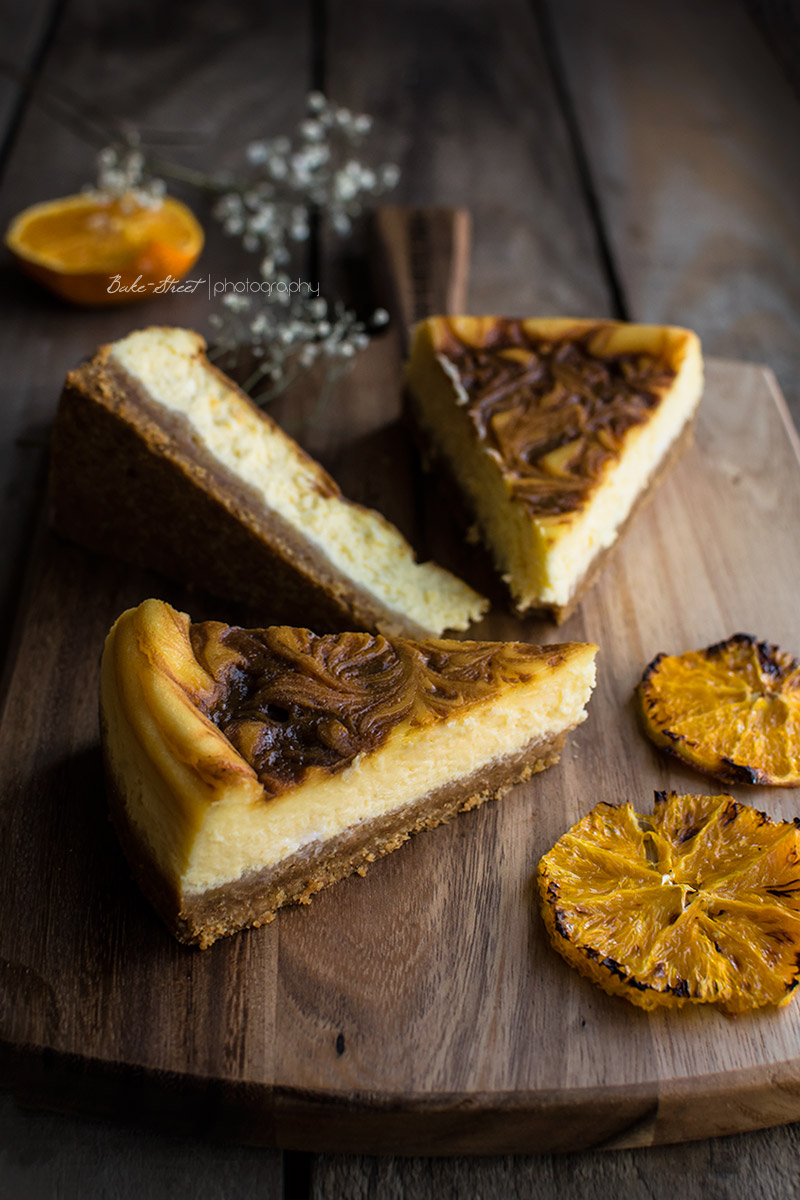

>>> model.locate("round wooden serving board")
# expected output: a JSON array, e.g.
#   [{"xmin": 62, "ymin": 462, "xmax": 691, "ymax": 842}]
[{"xmin": 2, "ymin": 209, "xmax": 800, "ymax": 1154}]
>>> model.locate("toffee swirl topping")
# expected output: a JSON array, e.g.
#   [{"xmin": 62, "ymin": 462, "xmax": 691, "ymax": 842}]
[
  {"xmin": 436, "ymin": 319, "xmax": 678, "ymax": 516},
  {"xmin": 191, "ymin": 621, "xmax": 561, "ymax": 797}
]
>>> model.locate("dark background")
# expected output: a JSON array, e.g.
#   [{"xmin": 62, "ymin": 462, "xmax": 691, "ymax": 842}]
[{"xmin": 1, "ymin": 0, "xmax": 800, "ymax": 1195}]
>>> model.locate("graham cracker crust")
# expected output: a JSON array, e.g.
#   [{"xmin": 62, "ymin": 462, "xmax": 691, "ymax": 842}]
[
  {"xmin": 51, "ymin": 355, "xmax": 434, "ymax": 639},
  {"xmin": 106, "ymin": 729, "xmax": 567, "ymax": 949},
  {"xmin": 405, "ymin": 390, "xmax": 696, "ymax": 626}
]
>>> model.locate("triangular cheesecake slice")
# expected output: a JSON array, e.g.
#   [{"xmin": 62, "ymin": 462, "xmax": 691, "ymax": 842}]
[
  {"xmin": 405, "ymin": 316, "xmax": 703, "ymax": 622},
  {"xmin": 101, "ymin": 598, "xmax": 597, "ymax": 946},
  {"xmin": 52, "ymin": 326, "xmax": 486, "ymax": 638}
]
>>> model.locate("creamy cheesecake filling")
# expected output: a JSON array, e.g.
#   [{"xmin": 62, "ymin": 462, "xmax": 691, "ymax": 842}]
[
  {"xmin": 101, "ymin": 600, "xmax": 596, "ymax": 906},
  {"xmin": 534, "ymin": 354, "xmax": 702, "ymax": 606},
  {"xmin": 182, "ymin": 646, "xmax": 596, "ymax": 893},
  {"xmin": 110, "ymin": 327, "xmax": 486, "ymax": 635},
  {"xmin": 406, "ymin": 318, "xmax": 703, "ymax": 612}
]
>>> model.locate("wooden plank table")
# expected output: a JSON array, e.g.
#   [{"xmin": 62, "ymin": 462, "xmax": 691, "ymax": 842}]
[{"xmin": 2, "ymin": 0, "xmax": 800, "ymax": 1194}]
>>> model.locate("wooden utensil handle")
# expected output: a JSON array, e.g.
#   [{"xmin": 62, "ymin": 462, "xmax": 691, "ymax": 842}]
[{"xmin": 372, "ymin": 206, "xmax": 472, "ymax": 343}]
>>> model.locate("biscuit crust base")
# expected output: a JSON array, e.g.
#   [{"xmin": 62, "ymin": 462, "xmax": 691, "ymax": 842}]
[
  {"xmin": 53, "ymin": 350, "xmax": 446, "ymax": 639},
  {"xmin": 106, "ymin": 730, "xmax": 567, "ymax": 949}
]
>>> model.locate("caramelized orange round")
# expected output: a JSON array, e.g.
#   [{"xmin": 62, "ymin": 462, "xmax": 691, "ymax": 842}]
[
  {"xmin": 639, "ymin": 634, "xmax": 800, "ymax": 786},
  {"xmin": 539, "ymin": 792, "xmax": 800, "ymax": 1012}
]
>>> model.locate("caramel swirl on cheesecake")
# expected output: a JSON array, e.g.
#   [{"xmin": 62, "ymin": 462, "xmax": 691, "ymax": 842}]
[
  {"xmin": 435, "ymin": 319, "xmax": 677, "ymax": 516},
  {"xmin": 190, "ymin": 621, "xmax": 565, "ymax": 796}
]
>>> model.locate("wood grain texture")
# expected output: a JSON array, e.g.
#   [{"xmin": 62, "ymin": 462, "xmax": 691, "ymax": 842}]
[
  {"xmin": 0, "ymin": 1, "xmax": 59, "ymax": 168},
  {"xmin": 545, "ymin": 0, "xmax": 800, "ymax": 422},
  {"xmin": 0, "ymin": 1092, "xmax": 284, "ymax": 1200},
  {"xmin": 747, "ymin": 0, "xmax": 800, "ymax": 105},
  {"xmin": 372, "ymin": 207, "xmax": 471, "ymax": 339},
  {"xmin": 324, "ymin": 0, "xmax": 613, "ymax": 319},
  {"xmin": 2, "ymin": 208, "xmax": 800, "ymax": 1155},
  {"xmin": 312, "ymin": 1123, "xmax": 800, "ymax": 1199}
]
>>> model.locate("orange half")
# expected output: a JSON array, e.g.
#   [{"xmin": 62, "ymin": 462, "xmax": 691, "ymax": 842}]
[{"xmin": 5, "ymin": 191, "xmax": 204, "ymax": 306}]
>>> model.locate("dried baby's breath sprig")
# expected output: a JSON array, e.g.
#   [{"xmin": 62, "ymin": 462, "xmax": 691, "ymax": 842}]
[
  {"xmin": 209, "ymin": 286, "xmax": 390, "ymax": 411},
  {"xmin": 90, "ymin": 128, "xmax": 168, "ymax": 209},
  {"xmin": 203, "ymin": 91, "xmax": 399, "ymax": 404},
  {"xmin": 80, "ymin": 89, "xmax": 399, "ymax": 404},
  {"xmin": 212, "ymin": 91, "xmax": 400, "ymax": 270}
]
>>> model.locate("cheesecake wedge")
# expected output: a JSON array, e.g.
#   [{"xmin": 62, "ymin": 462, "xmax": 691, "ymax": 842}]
[
  {"xmin": 101, "ymin": 598, "xmax": 597, "ymax": 946},
  {"xmin": 52, "ymin": 326, "xmax": 487, "ymax": 638},
  {"xmin": 406, "ymin": 316, "xmax": 703, "ymax": 622}
]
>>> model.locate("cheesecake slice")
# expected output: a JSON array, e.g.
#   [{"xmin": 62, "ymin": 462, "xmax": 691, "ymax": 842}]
[
  {"xmin": 101, "ymin": 598, "xmax": 597, "ymax": 946},
  {"xmin": 405, "ymin": 316, "xmax": 703, "ymax": 622},
  {"xmin": 51, "ymin": 326, "xmax": 487, "ymax": 638}
]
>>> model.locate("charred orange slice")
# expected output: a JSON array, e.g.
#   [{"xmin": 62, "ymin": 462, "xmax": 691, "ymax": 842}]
[
  {"xmin": 5, "ymin": 192, "xmax": 204, "ymax": 306},
  {"xmin": 538, "ymin": 792, "xmax": 800, "ymax": 1012},
  {"xmin": 638, "ymin": 634, "xmax": 800, "ymax": 786}
]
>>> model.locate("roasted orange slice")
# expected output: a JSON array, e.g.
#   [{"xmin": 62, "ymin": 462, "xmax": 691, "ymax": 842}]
[
  {"xmin": 638, "ymin": 634, "xmax": 800, "ymax": 786},
  {"xmin": 5, "ymin": 192, "xmax": 204, "ymax": 306},
  {"xmin": 538, "ymin": 792, "xmax": 800, "ymax": 1012}
]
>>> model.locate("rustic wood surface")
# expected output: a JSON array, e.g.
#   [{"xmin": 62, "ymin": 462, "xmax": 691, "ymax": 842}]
[
  {"xmin": 5, "ymin": 305, "xmax": 800, "ymax": 1155},
  {"xmin": 324, "ymin": 0, "xmax": 612, "ymax": 319},
  {"xmin": 548, "ymin": 0, "xmax": 800, "ymax": 418},
  {"xmin": 0, "ymin": 2, "xmax": 57, "ymax": 168},
  {"xmin": 2, "ymin": 0, "xmax": 800, "ymax": 1194},
  {"xmin": 3, "ymin": 211, "xmax": 800, "ymax": 1159}
]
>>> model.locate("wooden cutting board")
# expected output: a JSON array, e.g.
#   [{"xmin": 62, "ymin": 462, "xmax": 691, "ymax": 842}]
[{"xmin": 2, "ymin": 209, "xmax": 800, "ymax": 1156}]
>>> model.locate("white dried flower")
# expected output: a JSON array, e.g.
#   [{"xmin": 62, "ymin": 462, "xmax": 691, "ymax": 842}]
[
  {"xmin": 267, "ymin": 157, "xmax": 288, "ymax": 181},
  {"xmin": 301, "ymin": 119, "xmax": 325, "ymax": 142},
  {"xmin": 379, "ymin": 163, "xmax": 401, "ymax": 189},
  {"xmin": 212, "ymin": 93, "xmax": 400, "ymax": 271},
  {"xmin": 140, "ymin": 91, "xmax": 404, "ymax": 410},
  {"xmin": 246, "ymin": 140, "xmax": 270, "ymax": 165},
  {"xmin": 94, "ymin": 136, "xmax": 166, "ymax": 209},
  {"xmin": 222, "ymin": 293, "xmax": 251, "ymax": 312}
]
